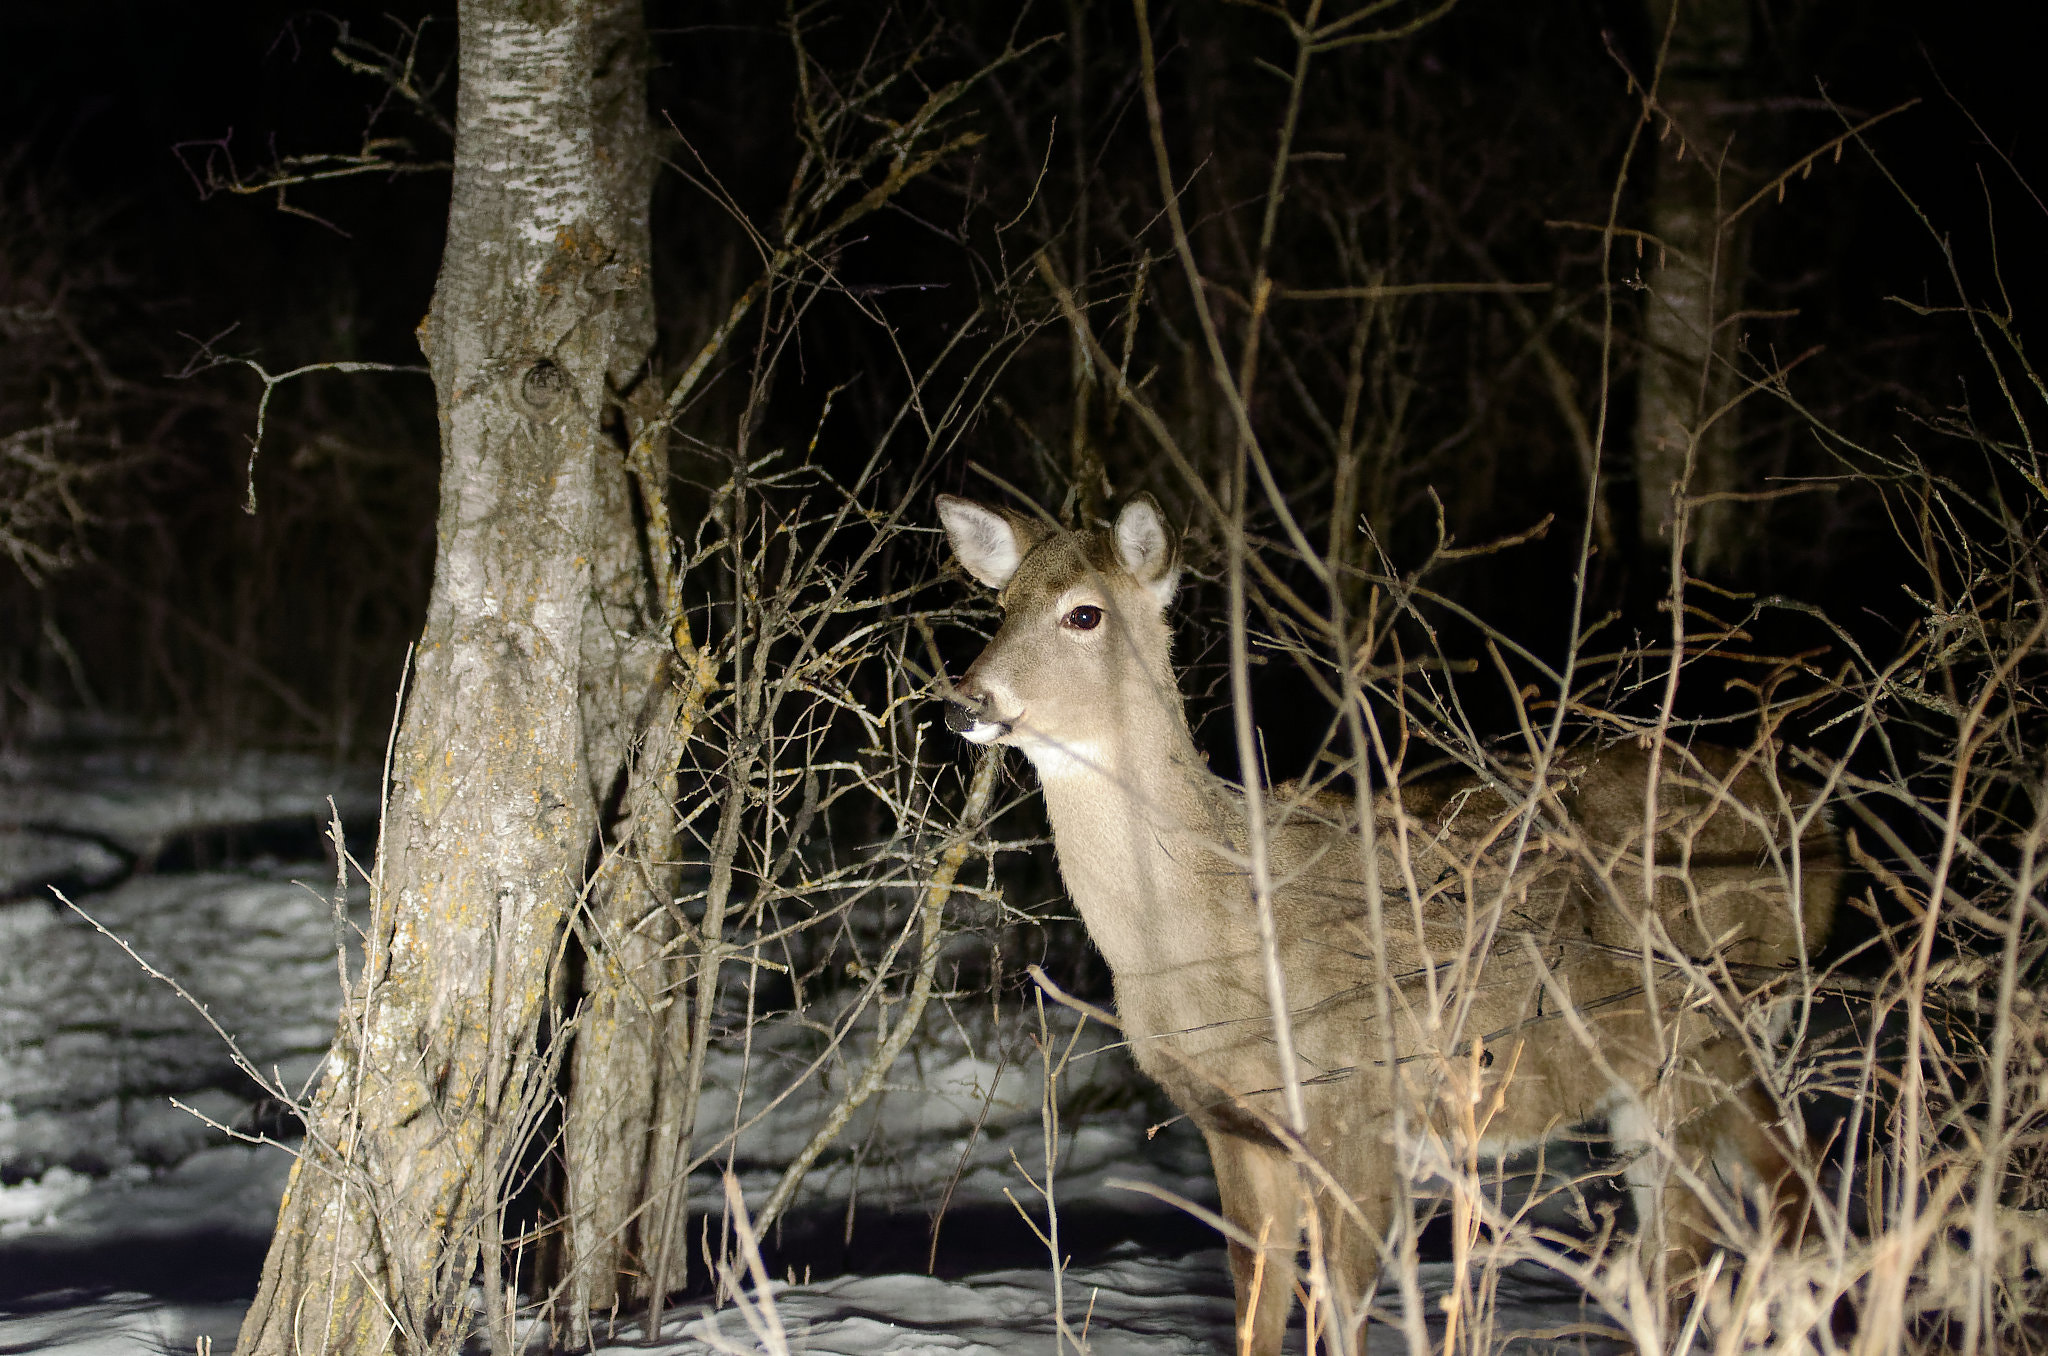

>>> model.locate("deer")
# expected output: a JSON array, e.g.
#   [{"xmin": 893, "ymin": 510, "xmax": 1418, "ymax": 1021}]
[{"xmin": 936, "ymin": 491, "xmax": 1842, "ymax": 1353}]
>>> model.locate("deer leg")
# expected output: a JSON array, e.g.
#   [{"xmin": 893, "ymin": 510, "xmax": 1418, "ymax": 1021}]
[
  {"xmin": 1207, "ymin": 1130, "xmax": 1303, "ymax": 1356},
  {"xmin": 1315, "ymin": 1159, "xmax": 1391, "ymax": 1353},
  {"xmin": 1616, "ymin": 1040, "xmax": 1816, "ymax": 1311},
  {"xmin": 1607, "ymin": 1091, "xmax": 1697, "ymax": 1295},
  {"xmin": 1677, "ymin": 1052, "xmax": 1816, "ymax": 1253}
]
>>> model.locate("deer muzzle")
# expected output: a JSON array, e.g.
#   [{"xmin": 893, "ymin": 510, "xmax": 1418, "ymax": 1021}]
[{"xmin": 944, "ymin": 695, "xmax": 1012, "ymax": 742}]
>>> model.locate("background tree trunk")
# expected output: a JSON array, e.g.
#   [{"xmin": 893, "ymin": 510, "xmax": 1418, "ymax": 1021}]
[
  {"xmin": 237, "ymin": 2, "xmax": 648, "ymax": 1350},
  {"xmin": 1634, "ymin": 0, "xmax": 1755, "ymax": 575}
]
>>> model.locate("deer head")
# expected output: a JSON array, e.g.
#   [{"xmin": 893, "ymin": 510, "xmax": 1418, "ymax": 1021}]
[{"xmin": 936, "ymin": 494, "xmax": 1184, "ymax": 782}]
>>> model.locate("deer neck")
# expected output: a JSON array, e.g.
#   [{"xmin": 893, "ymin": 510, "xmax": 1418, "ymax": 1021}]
[{"xmin": 1026, "ymin": 695, "xmax": 1240, "ymax": 978}]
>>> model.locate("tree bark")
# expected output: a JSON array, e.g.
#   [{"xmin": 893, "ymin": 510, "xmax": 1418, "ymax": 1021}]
[
  {"xmin": 1634, "ymin": 0, "xmax": 1755, "ymax": 575},
  {"xmin": 238, "ymin": 3, "xmax": 649, "ymax": 1351},
  {"xmin": 554, "ymin": 0, "xmax": 690, "ymax": 1326}
]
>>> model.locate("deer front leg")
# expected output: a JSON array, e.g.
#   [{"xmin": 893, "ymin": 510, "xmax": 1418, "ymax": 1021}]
[{"xmin": 1207, "ymin": 1130, "xmax": 1303, "ymax": 1356}]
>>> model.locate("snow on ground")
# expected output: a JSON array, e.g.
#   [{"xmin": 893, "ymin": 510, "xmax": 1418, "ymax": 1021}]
[
  {"xmin": 0, "ymin": 1145, "xmax": 289, "ymax": 1352},
  {"xmin": 0, "ymin": 742, "xmax": 381, "ymax": 878},
  {"xmin": 653, "ymin": 1249, "xmax": 1238, "ymax": 1355},
  {"xmin": 0, "ymin": 743, "xmax": 1622, "ymax": 1353},
  {"xmin": 640, "ymin": 1257, "xmax": 1614, "ymax": 1355},
  {"xmin": 0, "ymin": 1256, "xmax": 1614, "ymax": 1356},
  {"xmin": 0, "ymin": 867, "xmax": 357, "ymax": 1179},
  {"xmin": 0, "ymin": 741, "xmax": 379, "ymax": 1178}
]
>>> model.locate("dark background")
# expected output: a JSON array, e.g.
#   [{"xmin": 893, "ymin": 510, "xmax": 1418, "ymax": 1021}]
[{"xmin": 2, "ymin": 0, "xmax": 2041, "ymax": 758}]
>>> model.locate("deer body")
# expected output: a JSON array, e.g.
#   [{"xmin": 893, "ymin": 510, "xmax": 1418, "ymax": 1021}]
[{"xmin": 938, "ymin": 494, "xmax": 1839, "ymax": 1352}]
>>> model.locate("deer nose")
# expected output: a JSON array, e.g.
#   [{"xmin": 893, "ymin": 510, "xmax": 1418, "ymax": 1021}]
[{"xmin": 946, "ymin": 684, "xmax": 1011, "ymax": 738}]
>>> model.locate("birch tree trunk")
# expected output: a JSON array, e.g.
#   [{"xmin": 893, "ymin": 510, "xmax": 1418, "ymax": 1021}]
[
  {"xmin": 1634, "ymin": 0, "xmax": 1754, "ymax": 574},
  {"xmin": 238, "ymin": 3, "xmax": 657, "ymax": 1350}
]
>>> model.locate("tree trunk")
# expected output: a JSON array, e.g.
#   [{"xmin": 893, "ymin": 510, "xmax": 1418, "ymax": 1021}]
[
  {"xmin": 238, "ymin": 3, "xmax": 650, "ymax": 1350},
  {"xmin": 552, "ymin": 0, "xmax": 698, "ymax": 1328},
  {"xmin": 1634, "ymin": 0, "xmax": 1754, "ymax": 575}
]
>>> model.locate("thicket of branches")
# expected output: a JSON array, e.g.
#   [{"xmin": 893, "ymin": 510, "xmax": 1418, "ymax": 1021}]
[{"xmin": 7, "ymin": 2, "xmax": 2046, "ymax": 1352}]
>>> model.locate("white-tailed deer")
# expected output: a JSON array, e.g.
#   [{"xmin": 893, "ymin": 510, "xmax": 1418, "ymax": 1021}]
[{"xmin": 938, "ymin": 492, "xmax": 1840, "ymax": 1353}]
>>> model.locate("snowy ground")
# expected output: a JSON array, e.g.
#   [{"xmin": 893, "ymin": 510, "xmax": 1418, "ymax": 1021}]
[{"xmin": 0, "ymin": 742, "xmax": 1622, "ymax": 1354}]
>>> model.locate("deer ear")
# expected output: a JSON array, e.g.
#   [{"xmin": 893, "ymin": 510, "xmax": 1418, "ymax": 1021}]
[
  {"xmin": 1114, "ymin": 494, "xmax": 1181, "ymax": 607},
  {"xmin": 938, "ymin": 495, "xmax": 1041, "ymax": 590}
]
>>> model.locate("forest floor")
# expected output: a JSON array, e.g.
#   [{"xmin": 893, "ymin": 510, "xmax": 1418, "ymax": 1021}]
[{"xmin": 0, "ymin": 739, "xmax": 1617, "ymax": 1354}]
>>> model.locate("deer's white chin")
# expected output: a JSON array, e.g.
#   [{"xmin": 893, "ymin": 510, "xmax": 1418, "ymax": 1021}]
[{"xmin": 955, "ymin": 719, "xmax": 1007, "ymax": 745}]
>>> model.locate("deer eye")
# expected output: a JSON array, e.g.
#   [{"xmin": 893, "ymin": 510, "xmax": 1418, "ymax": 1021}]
[{"xmin": 1064, "ymin": 604, "xmax": 1103, "ymax": 631}]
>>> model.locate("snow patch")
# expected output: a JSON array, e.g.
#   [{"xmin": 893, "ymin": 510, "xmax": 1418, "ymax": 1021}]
[{"xmin": 0, "ymin": 1165, "xmax": 96, "ymax": 1237}]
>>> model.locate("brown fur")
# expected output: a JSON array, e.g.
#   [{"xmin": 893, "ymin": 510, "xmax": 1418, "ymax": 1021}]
[{"xmin": 938, "ymin": 494, "xmax": 1841, "ymax": 1351}]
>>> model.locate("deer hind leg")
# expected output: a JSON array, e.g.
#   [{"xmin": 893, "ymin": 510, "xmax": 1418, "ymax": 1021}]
[
  {"xmin": 1207, "ymin": 1130, "xmax": 1303, "ymax": 1356},
  {"xmin": 1612, "ymin": 1040, "xmax": 1816, "ymax": 1299},
  {"xmin": 1607, "ymin": 1092, "xmax": 1688, "ymax": 1282},
  {"xmin": 1677, "ymin": 1045, "xmax": 1816, "ymax": 1252},
  {"xmin": 1314, "ymin": 1154, "xmax": 1391, "ymax": 1355}
]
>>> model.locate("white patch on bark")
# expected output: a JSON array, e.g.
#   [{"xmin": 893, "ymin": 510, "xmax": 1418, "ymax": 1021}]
[{"xmin": 469, "ymin": 17, "xmax": 594, "ymax": 251}]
